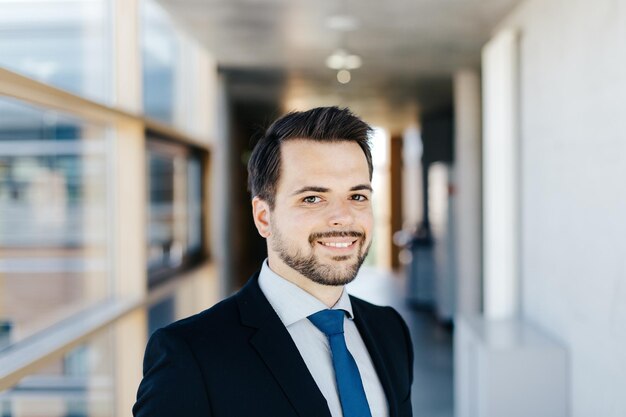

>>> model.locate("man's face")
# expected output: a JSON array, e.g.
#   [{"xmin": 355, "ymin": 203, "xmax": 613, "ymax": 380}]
[{"xmin": 257, "ymin": 139, "xmax": 373, "ymax": 287}]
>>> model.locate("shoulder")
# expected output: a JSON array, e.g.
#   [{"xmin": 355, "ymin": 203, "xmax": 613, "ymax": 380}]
[
  {"xmin": 154, "ymin": 294, "xmax": 241, "ymax": 346},
  {"xmin": 149, "ymin": 272, "xmax": 267, "ymax": 350},
  {"xmin": 134, "ymin": 305, "xmax": 228, "ymax": 416}
]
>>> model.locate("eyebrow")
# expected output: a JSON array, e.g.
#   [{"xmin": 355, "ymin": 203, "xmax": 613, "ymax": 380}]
[
  {"xmin": 350, "ymin": 184, "xmax": 373, "ymax": 192},
  {"xmin": 291, "ymin": 184, "xmax": 373, "ymax": 196},
  {"xmin": 291, "ymin": 186, "xmax": 329, "ymax": 196}
]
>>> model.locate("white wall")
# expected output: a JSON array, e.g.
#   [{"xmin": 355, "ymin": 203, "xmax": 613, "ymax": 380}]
[
  {"xmin": 453, "ymin": 69, "xmax": 482, "ymax": 316},
  {"xmin": 481, "ymin": 30, "xmax": 521, "ymax": 320},
  {"xmin": 497, "ymin": 0, "xmax": 626, "ymax": 415},
  {"xmin": 402, "ymin": 124, "xmax": 423, "ymax": 230}
]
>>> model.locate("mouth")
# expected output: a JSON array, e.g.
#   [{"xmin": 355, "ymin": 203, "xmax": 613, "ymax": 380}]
[
  {"xmin": 309, "ymin": 231, "xmax": 364, "ymax": 256},
  {"xmin": 316, "ymin": 239, "xmax": 359, "ymax": 252}
]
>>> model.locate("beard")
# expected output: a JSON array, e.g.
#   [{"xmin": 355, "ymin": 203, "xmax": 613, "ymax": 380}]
[{"xmin": 270, "ymin": 227, "xmax": 371, "ymax": 286}]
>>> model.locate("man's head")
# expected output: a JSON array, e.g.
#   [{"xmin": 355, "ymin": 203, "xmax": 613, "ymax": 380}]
[
  {"xmin": 248, "ymin": 106, "xmax": 373, "ymax": 210},
  {"xmin": 248, "ymin": 107, "xmax": 375, "ymax": 290}
]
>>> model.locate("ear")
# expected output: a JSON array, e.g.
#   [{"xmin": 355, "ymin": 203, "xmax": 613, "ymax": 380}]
[{"xmin": 252, "ymin": 196, "xmax": 271, "ymax": 238}]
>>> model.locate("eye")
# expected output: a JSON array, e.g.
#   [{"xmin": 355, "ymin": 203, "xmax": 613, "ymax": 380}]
[
  {"xmin": 351, "ymin": 194, "xmax": 368, "ymax": 202},
  {"xmin": 302, "ymin": 195, "xmax": 322, "ymax": 204}
]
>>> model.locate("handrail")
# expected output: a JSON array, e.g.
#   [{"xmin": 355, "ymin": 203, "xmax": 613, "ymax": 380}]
[
  {"xmin": 0, "ymin": 67, "xmax": 210, "ymax": 150},
  {"xmin": 0, "ymin": 263, "xmax": 207, "ymax": 391}
]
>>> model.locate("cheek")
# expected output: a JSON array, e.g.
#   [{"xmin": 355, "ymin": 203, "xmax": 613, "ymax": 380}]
[
  {"xmin": 272, "ymin": 209, "xmax": 316, "ymax": 238},
  {"xmin": 286, "ymin": 209, "xmax": 323, "ymax": 228},
  {"xmin": 357, "ymin": 209, "xmax": 374, "ymax": 231}
]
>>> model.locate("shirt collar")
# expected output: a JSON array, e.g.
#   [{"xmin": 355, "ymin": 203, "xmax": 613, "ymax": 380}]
[{"xmin": 258, "ymin": 259, "xmax": 354, "ymax": 327}]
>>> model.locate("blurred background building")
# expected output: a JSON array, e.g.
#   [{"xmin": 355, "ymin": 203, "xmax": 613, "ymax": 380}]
[{"xmin": 0, "ymin": 0, "xmax": 625, "ymax": 416}]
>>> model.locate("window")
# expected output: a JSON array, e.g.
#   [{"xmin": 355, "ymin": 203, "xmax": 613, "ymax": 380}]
[
  {"xmin": 0, "ymin": 328, "xmax": 115, "ymax": 417},
  {"xmin": 147, "ymin": 137, "xmax": 204, "ymax": 285},
  {"xmin": 0, "ymin": 0, "xmax": 112, "ymax": 103},
  {"xmin": 0, "ymin": 0, "xmax": 214, "ymax": 410},
  {"xmin": 141, "ymin": 0, "xmax": 180, "ymax": 124},
  {"xmin": 0, "ymin": 97, "xmax": 112, "ymax": 350}
]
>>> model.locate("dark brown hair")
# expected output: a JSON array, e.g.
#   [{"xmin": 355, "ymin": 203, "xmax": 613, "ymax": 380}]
[{"xmin": 247, "ymin": 106, "xmax": 373, "ymax": 209}]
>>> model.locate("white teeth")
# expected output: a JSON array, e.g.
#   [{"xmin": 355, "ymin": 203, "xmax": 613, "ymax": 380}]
[{"xmin": 322, "ymin": 241, "xmax": 352, "ymax": 248}]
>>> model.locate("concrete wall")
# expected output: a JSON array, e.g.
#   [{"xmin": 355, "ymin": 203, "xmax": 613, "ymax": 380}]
[{"xmin": 497, "ymin": 0, "xmax": 626, "ymax": 415}]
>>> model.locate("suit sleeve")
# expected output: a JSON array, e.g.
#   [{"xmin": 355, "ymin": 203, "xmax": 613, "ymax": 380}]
[
  {"xmin": 133, "ymin": 328, "xmax": 212, "ymax": 417},
  {"xmin": 388, "ymin": 307, "xmax": 414, "ymax": 416},
  {"xmin": 392, "ymin": 308, "xmax": 414, "ymax": 386}
]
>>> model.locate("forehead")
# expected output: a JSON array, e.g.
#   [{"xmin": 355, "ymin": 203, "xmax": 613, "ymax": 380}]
[{"xmin": 277, "ymin": 139, "xmax": 370, "ymax": 190}]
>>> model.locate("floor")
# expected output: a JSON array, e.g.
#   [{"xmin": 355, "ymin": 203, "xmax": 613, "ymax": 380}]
[{"xmin": 348, "ymin": 267, "xmax": 454, "ymax": 417}]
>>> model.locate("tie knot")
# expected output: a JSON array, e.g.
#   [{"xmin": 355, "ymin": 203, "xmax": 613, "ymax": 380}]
[{"xmin": 308, "ymin": 309, "xmax": 345, "ymax": 336}]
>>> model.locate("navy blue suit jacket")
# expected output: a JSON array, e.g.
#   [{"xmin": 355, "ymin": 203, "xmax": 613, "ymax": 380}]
[{"xmin": 133, "ymin": 272, "xmax": 414, "ymax": 417}]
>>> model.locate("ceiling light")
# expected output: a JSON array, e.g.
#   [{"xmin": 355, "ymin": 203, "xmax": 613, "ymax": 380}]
[
  {"xmin": 344, "ymin": 55, "xmax": 362, "ymax": 70},
  {"xmin": 325, "ymin": 49, "xmax": 362, "ymax": 70},
  {"xmin": 337, "ymin": 69, "xmax": 351, "ymax": 84}
]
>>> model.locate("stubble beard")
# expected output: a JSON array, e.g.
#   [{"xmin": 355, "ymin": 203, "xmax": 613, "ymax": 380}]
[{"xmin": 270, "ymin": 227, "xmax": 371, "ymax": 286}]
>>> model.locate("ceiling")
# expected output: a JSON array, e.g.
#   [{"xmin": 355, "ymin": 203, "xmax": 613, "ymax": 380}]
[{"xmin": 158, "ymin": 0, "xmax": 521, "ymax": 130}]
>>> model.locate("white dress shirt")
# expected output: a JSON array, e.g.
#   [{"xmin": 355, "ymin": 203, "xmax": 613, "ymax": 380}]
[{"xmin": 258, "ymin": 260, "xmax": 389, "ymax": 417}]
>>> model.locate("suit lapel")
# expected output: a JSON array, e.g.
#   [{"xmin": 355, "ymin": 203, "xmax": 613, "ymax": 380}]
[
  {"xmin": 236, "ymin": 274, "xmax": 331, "ymax": 417},
  {"xmin": 352, "ymin": 299, "xmax": 399, "ymax": 417}
]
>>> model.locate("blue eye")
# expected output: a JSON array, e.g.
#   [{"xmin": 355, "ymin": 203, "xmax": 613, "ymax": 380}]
[
  {"xmin": 303, "ymin": 196, "xmax": 321, "ymax": 204},
  {"xmin": 351, "ymin": 194, "xmax": 368, "ymax": 202}
]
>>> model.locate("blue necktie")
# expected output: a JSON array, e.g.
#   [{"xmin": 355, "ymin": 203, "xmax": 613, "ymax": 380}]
[{"xmin": 308, "ymin": 309, "xmax": 372, "ymax": 417}]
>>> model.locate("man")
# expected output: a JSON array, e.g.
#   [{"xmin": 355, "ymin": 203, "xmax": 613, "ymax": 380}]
[{"xmin": 133, "ymin": 107, "xmax": 414, "ymax": 417}]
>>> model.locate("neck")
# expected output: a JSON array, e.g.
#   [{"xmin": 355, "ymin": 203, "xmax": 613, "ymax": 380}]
[{"xmin": 267, "ymin": 255, "xmax": 344, "ymax": 308}]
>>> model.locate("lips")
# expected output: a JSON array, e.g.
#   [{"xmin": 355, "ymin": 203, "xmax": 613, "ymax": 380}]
[
  {"xmin": 320, "ymin": 241, "xmax": 354, "ymax": 248},
  {"xmin": 309, "ymin": 231, "xmax": 363, "ymax": 253},
  {"xmin": 309, "ymin": 231, "xmax": 363, "ymax": 243},
  {"xmin": 315, "ymin": 238, "xmax": 360, "ymax": 255}
]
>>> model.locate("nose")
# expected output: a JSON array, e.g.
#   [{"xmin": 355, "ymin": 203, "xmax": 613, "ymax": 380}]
[{"xmin": 327, "ymin": 199, "xmax": 355, "ymax": 227}]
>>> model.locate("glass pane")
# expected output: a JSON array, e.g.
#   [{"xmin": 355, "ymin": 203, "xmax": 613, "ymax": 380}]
[
  {"xmin": 0, "ymin": 0, "xmax": 112, "ymax": 103},
  {"xmin": 187, "ymin": 157, "xmax": 203, "ymax": 253},
  {"xmin": 141, "ymin": 0, "xmax": 180, "ymax": 124},
  {"xmin": 0, "ymin": 328, "xmax": 115, "ymax": 417},
  {"xmin": 146, "ymin": 140, "xmax": 203, "ymax": 282},
  {"xmin": 0, "ymin": 97, "xmax": 111, "ymax": 349}
]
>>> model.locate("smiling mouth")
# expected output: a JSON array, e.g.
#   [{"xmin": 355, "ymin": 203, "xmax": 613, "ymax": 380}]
[
  {"xmin": 316, "ymin": 239, "xmax": 359, "ymax": 253},
  {"xmin": 317, "ymin": 240, "xmax": 358, "ymax": 249}
]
